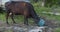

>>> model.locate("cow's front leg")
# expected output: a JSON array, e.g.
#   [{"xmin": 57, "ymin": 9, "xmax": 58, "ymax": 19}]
[{"xmin": 24, "ymin": 16, "xmax": 28, "ymax": 26}]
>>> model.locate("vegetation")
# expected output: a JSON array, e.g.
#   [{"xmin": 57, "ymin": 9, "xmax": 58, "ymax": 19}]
[
  {"xmin": 54, "ymin": 28, "xmax": 60, "ymax": 32},
  {"xmin": 44, "ymin": 0, "xmax": 60, "ymax": 7},
  {"xmin": 0, "ymin": 7, "xmax": 3, "ymax": 13}
]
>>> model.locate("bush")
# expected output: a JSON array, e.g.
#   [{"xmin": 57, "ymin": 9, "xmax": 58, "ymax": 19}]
[{"xmin": 0, "ymin": 7, "xmax": 4, "ymax": 13}]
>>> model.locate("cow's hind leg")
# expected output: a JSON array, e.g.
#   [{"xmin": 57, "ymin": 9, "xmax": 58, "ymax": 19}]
[
  {"xmin": 6, "ymin": 12, "xmax": 9, "ymax": 24},
  {"xmin": 10, "ymin": 13, "xmax": 16, "ymax": 24}
]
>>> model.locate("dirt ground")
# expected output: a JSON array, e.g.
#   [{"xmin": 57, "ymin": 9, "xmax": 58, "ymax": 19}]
[{"xmin": 0, "ymin": 19, "xmax": 60, "ymax": 32}]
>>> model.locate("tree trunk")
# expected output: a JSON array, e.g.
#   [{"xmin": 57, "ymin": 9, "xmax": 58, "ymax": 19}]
[
  {"xmin": 0, "ymin": 0, "xmax": 2, "ymax": 7},
  {"xmin": 41, "ymin": 0, "xmax": 45, "ymax": 7}
]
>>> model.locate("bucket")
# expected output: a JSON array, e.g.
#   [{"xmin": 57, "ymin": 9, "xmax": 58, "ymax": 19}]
[{"xmin": 38, "ymin": 18, "xmax": 45, "ymax": 27}]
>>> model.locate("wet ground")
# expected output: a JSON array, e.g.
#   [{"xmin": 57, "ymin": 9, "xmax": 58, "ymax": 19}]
[
  {"xmin": 0, "ymin": 24, "xmax": 52, "ymax": 32},
  {"xmin": 0, "ymin": 19, "xmax": 60, "ymax": 32}
]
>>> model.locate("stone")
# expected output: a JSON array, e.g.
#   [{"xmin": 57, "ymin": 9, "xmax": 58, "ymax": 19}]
[
  {"xmin": 12, "ymin": 26, "xmax": 27, "ymax": 32},
  {"xmin": 28, "ymin": 26, "xmax": 45, "ymax": 32}
]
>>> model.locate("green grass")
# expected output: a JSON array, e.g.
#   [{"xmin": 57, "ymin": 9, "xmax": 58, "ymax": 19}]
[
  {"xmin": 32, "ymin": 2, "xmax": 60, "ymax": 21},
  {"xmin": 0, "ymin": 4, "xmax": 60, "ymax": 22},
  {"xmin": 0, "ymin": 11, "xmax": 60, "ymax": 22},
  {"xmin": 0, "ymin": 13, "xmax": 6, "ymax": 21},
  {"xmin": 54, "ymin": 28, "xmax": 60, "ymax": 32}
]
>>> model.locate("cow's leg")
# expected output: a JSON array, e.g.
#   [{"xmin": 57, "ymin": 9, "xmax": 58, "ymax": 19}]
[
  {"xmin": 6, "ymin": 12, "xmax": 9, "ymax": 24},
  {"xmin": 10, "ymin": 13, "xmax": 16, "ymax": 24},
  {"xmin": 24, "ymin": 16, "xmax": 28, "ymax": 25}
]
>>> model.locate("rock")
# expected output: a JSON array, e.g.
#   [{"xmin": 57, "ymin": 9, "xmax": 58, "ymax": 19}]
[
  {"xmin": 12, "ymin": 26, "xmax": 27, "ymax": 32},
  {"xmin": 0, "ymin": 27, "xmax": 5, "ymax": 32},
  {"xmin": 28, "ymin": 26, "xmax": 46, "ymax": 32}
]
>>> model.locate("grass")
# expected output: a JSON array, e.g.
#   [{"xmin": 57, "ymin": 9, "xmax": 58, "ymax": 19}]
[
  {"xmin": 54, "ymin": 28, "xmax": 60, "ymax": 32},
  {"xmin": 0, "ymin": 6, "xmax": 60, "ymax": 22},
  {"xmin": 0, "ymin": 10, "xmax": 60, "ymax": 22},
  {"xmin": 0, "ymin": 13, "xmax": 34, "ymax": 24},
  {"xmin": 0, "ymin": 13, "xmax": 6, "ymax": 21},
  {"xmin": 32, "ymin": 2, "xmax": 60, "ymax": 21}
]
